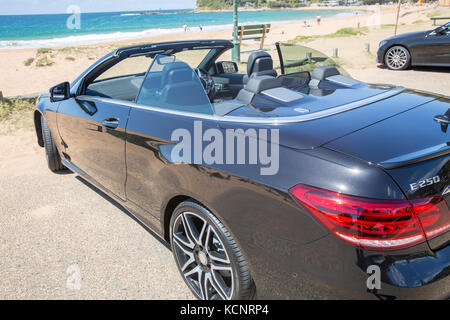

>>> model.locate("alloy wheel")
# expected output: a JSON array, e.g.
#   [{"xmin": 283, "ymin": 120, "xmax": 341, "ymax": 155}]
[
  {"xmin": 171, "ymin": 211, "xmax": 234, "ymax": 300},
  {"xmin": 385, "ymin": 46, "xmax": 409, "ymax": 70}
]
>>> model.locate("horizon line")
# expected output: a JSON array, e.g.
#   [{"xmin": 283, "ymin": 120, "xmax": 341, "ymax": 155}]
[{"xmin": 0, "ymin": 8, "xmax": 198, "ymax": 16}]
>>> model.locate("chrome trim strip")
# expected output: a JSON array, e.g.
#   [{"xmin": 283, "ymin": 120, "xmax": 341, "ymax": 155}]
[
  {"xmin": 62, "ymin": 159, "xmax": 86, "ymax": 175},
  {"xmin": 77, "ymin": 87, "xmax": 405, "ymax": 125},
  {"xmin": 443, "ymin": 185, "xmax": 450, "ymax": 196},
  {"xmin": 380, "ymin": 142, "xmax": 450, "ymax": 169}
]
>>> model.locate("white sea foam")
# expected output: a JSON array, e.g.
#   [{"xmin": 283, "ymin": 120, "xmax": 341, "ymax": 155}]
[
  {"xmin": 0, "ymin": 10, "xmax": 362, "ymax": 49},
  {"xmin": 0, "ymin": 24, "xmax": 234, "ymax": 49}
]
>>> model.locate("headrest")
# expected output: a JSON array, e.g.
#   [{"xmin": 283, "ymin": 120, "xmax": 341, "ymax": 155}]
[
  {"xmin": 162, "ymin": 61, "xmax": 193, "ymax": 85},
  {"xmin": 247, "ymin": 51, "xmax": 274, "ymax": 75},
  {"xmin": 311, "ymin": 66, "xmax": 340, "ymax": 80},
  {"xmin": 245, "ymin": 75, "xmax": 283, "ymax": 94}
]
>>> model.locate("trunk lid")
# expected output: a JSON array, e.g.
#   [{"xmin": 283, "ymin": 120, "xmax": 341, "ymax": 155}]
[{"xmin": 325, "ymin": 95, "xmax": 450, "ymax": 250}]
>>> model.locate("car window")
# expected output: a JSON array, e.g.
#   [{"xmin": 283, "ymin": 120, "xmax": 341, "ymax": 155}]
[
  {"xmin": 85, "ymin": 55, "xmax": 153, "ymax": 101},
  {"xmin": 173, "ymin": 49, "xmax": 212, "ymax": 68},
  {"xmin": 136, "ymin": 55, "xmax": 214, "ymax": 115}
]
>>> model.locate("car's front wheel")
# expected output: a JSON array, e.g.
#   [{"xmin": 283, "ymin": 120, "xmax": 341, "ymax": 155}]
[
  {"xmin": 170, "ymin": 200, "xmax": 255, "ymax": 300},
  {"xmin": 41, "ymin": 116, "xmax": 65, "ymax": 172},
  {"xmin": 384, "ymin": 46, "xmax": 411, "ymax": 70}
]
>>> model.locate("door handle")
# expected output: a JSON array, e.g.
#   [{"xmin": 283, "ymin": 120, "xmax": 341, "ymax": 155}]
[{"xmin": 102, "ymin": 117, "xmax": 119, "ymax": 129}]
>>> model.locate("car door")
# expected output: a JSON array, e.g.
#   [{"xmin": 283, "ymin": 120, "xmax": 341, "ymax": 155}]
[
  {"xmin": 125, "ymin": 55, "xmax": 217, "ymax": 215},
  {"xmin": 411, "ymin": 26, "xmax": 450, "ymax": 66},
  {"xmin": 57, "ymin": 55, "xmax": 152, "ymax": 200},
  {"xmin": 57, "ymin": 97, "xmax": 130, "ymax": 200}
]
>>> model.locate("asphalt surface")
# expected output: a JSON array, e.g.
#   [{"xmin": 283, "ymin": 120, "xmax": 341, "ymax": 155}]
[{"xmin": 0, "ymin": 132, "xmax": 194, "ymax": 299}]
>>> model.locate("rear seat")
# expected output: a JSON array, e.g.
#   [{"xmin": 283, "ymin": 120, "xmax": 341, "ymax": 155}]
[
  {"xmin": 236, "ymin": 75, "xmax": 283, "ymax": 105},
  {"xmin": 310, "ymin": 66, "xmax": 361, "ymax": 89}
]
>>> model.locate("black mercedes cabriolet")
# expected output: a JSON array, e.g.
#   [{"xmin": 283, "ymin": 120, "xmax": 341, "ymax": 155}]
[
  {"xmin": 34, "ymin": 40, "xmax": 450, "ymax": 300},
  {"xmin": 377, "ymin": 22, "xmax": 450, "ymax": 70}
]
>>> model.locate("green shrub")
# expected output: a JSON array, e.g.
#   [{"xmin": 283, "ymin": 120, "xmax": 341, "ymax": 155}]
[
  {"xmin": 36, "ymin": 56, "xmax": 54, "ymax": 67},
  {"xmin": 0, "ymin": 99, "xmax": 35, "ymax": 121},
  {"xmin": 24, "ymin": 58, "xmax": 34, "ymax": 66},
  {"xmin": 37, "ymin": 48, "xmax": 52, "ymax": 55}
]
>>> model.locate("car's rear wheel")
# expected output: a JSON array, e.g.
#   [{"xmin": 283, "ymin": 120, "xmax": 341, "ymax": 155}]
[
  {"xmin": 385, "ymin": 46, "xmax": 411, "ymax": 70},
  {"xmin": 41, "ymin": 116, "xmax": 65, "ymax": 172},
  {"xmin": 170, "ymin": 200, "xmax": 255, "ymax": 300}
]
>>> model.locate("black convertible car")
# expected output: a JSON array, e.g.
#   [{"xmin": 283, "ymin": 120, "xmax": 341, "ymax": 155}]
[
  {"xmin": 377, "ymin": 22, "xmax": 450, "ymax": 70},
  {"xmin": 34, "ymin": 40, "xmax": 450, "ymax": 300}
]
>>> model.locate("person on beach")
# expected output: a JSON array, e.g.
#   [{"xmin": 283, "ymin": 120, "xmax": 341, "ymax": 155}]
[
  {"xmin": 316, "ymin": 16, "xmax": 321, "ymax": 26},
  {"xmin": 183, "ymin": 24, "xmax": 187, "ymax": 32},
  {"xmin": 199, "ymin": 25, "xmax": 203, "ymax": 31}
]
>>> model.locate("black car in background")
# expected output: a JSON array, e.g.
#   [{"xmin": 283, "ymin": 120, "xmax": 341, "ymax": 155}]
[
  {"xmin": 377, "ymin": 22, "xmax": 450, "ymax": 70},
  {"xmin": 34, "ymin": 40, "xmax": 450, "ymax": 299}
]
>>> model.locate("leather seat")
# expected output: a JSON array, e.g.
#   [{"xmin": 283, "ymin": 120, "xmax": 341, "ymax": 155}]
[
  {"xmin": 160, "ymin": 61, "xmax": 210, "ymax": 107},
  {"xmin": 243, "ymin": 51, "xmax": 277, "ymax": 84}
]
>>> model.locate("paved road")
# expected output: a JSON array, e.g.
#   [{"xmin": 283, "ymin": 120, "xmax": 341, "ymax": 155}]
[{"xmin": 0, "ymin": 132, "xmax": 194, "ymax": 299}]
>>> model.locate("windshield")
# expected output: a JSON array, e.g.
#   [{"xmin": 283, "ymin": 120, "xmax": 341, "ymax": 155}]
[
  {"xmin": 173, "ymin": 49, "xmax": 213, "ymax": 68},
  {"xmin": 136, "ymin": 54, "xmax": 214, "ymax": 115}
]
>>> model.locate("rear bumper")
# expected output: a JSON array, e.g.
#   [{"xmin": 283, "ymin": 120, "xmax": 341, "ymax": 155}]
[{"xmin": 231, "ymin": 222, "xmax": 450, "ymax": 299}]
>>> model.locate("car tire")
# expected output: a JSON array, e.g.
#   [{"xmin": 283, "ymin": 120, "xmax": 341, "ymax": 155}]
[
  {"xmin": 41, "ymin": 116, "xmax": 65, "ymax": 172},
  {"xmin": 384, "ymin": 46, "xmax": 411, "ymax": 70},
  {"xmin": 170, "ymin": 200, "xmax": 255, "ymax": 300}
]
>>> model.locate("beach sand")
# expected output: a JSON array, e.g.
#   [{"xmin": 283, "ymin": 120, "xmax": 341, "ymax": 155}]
[{"xmin": 0, "ymin": 5, "xmax": 447, "ymax": 97}]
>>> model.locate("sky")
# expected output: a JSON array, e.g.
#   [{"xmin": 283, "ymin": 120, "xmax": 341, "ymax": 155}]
[{"xmin": 0, "ymin": 0, "xmax": 198, "ymax": 15}]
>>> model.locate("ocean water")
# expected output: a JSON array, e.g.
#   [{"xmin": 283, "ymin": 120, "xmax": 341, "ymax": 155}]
[{"xmin": 0, "ymin": 9, "xmax": 361, "ymax": 49}]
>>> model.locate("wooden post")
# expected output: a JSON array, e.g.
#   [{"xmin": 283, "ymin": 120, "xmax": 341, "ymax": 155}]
[
  {"xmin": 260, "ymin": 25, "xmax": 267, "ymax": 50},
  {"xmin": 394, "ymin": 0, "xmax": 401, "ymax": 36},
  {"xmin": 332, "ymin": 48, "xmax": 338, "ymax": 58},
  {"xmin": 0, "ymin": 91, "xmax": 4, "ymax": 103}
]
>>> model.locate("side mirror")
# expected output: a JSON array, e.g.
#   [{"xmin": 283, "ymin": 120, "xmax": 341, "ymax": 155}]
[
  {"xmin": 216, "ymin": 61, "xmax": 238, "ymax": 74},
  {"xmin": 50, "ymin": 81, "xmax": 71, "ymax": 102}
]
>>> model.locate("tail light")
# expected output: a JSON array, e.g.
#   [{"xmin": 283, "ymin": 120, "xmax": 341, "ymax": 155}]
[
  {"xmin": 410, "ymin": 197, "xmax": 450, "ymax": 240},
  {"xmin": 289, "ymin": 184, "xmax": 450, "ymax": 251}
]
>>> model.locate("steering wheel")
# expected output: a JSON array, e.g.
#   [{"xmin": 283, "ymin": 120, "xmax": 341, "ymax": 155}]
[{"xmin": 195, "ymin": 68, "xmax": 215, "ymax": 102}]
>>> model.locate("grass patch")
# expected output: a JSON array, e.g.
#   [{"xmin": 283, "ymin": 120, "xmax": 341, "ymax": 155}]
[
  {"xmin": 24, "ymin": 58, "xmax": 34, "ymax": 66},
  {"xmin": 0, "ymin": 99, "xmax": 36, "ymax": 133},
  {"xmin": 427, "ymin": 10, "xmax": 443, "ymax": 18},
  {"xmin": 291, "ymin": 27, "xmax": 368, "ymax": 44},
  {"xmin": 0, "ymin": 99, "xmax": 35, "ymax": 121},
  {"xmin": 37, "ymin": 47, "xmax": 52, "ymax": 55},
  {"xmin": 58, "ymin": 47, "xmax": 74, "ymax": 53},
  {"xmin": 328, "ymin": 27, "xmax": 367, "ymax": 37},
  {"xmin": 65, "ymin": 56, "xmax": 76, "ymax": 61},
  {"xmin": 36, "ymin": 56, "xmax": 54, "ymax": 67}
]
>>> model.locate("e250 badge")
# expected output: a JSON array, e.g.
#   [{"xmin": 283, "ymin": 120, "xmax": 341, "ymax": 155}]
[{"xmin": 410, "ymin": 175, "xmax": 440, "ymax": 191}]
